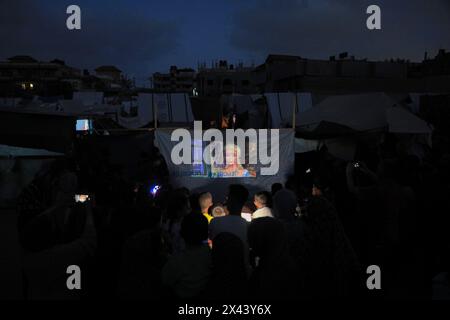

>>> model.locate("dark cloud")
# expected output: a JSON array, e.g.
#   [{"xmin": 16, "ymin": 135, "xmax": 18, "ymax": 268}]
[
  {"xmin": 230, "ymin": 0, "xmax": 450, "ymax": 61},
  {"xmin": 1, "ymin": 0, "xmax": 449, "ymax": 79},
  {"xmin": 0, "ymin": 0, "xmax": 181, "ymax": 77}
]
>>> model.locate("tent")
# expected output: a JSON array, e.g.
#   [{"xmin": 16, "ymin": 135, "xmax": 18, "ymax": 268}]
[
  {"xmin": 0, "ymin": 144, "xmax": 63, "ymax": 205},
  {"xmin": 266, "ymin": 92, "xmax": 313, "ymax": 128},
  {"xmin": 0, "ymin": 96, "xmax": 117, "ymax": 117},
  {"xmin": 0, "ymin": 109, "xmax": 76, "ymax": 152},
  {"xmin": 0, "ymin": 144, "xmax": 63, "ymax": 158},
  {"xmin": 118, "ymin": 93, "xmax": 194, "ymax": 129},
  {"xmin": 296, "ymin": 93, "xmax": 432, "ymax": 137},
  {"xmin": 73, "ymin": 92, "xmax": 104, "ymax": 106},
  {"xmin": 387, "ymin": 107, "xmax": 432, "ymax": 134},
  {"xmin": 0, "ymin": 98, "xmax": 22, "ymax": 108},
  {"xmin": 191, "ymin": 96, "xmax": 221, "ymax": 123},
  {"xmin": 406, "ymin": 92, "xmax": 443, "ymax": 114},
  {"xmin": 294, "ymin": 93, "xmax": 433, "ymax": 161},
  {"xmin": 220, "ymin": 94, "xmax": 268, "ymax": 128},
  {"xmin": 219, "ymin": 93, "xmax": 313, "ymax": 129},
  {"xmin": 221, "ymin": 94, "xmax": 256, "ymax": 114}
]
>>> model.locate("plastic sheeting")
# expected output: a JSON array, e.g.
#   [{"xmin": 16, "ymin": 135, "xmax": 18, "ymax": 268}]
[
  {"xmin": 0, "ymin": 158, "xmax": 56, "ymax": 204},
  {"xmin": 387, "ymin": 107, "xmax": 431, "ymax": 134},
  {"xmin": 118, "ymin": 93, "xmax": 194, "ymax": 129},
  {"xmin": 294, "ymin": 138, "xmax": 319, "ymax": 154},
  {"xmin": 0, "ymin": 144, "xmax": 63, "ymax": 157},
  {"xmin": 296, "ymin": 93, "xmax": 432, "ymax": 135},
  {"xmin": 73, "ymin": 92, "xmax": 104, "ymax": 106},
  {"xmin": 266, "ymin": 92, "xmax": 313, "ymax": 128},
  {"xmin": 0, "ymin": 110, "xmax": 75, "ymax": 152}
]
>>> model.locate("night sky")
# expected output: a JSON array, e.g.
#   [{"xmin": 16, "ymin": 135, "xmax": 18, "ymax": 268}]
[{"xmin": 1, "ymin": 0, "xmax": 450, "ymax": 85}]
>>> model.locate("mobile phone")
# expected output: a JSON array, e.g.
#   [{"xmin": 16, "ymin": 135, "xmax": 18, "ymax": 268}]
[
  {"xmin": 150, "ymin": 184, "xmax": 161, "ymax": 197},
  {"xmin": 75, "ymin": 194, "xmax": 90, "ymax": 203}
]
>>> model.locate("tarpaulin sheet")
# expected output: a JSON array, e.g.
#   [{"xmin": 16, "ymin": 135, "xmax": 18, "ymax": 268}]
[
  {"xmin": 266, "ymin": 92, "xmax": 313, "ymax": 128},
  {"xmin": 118, "ymin": 93, "xmax": 194, "ymax": 129},
  {"xmin": 154, "ymin": 128, "xmax": 295, "ymax": 199},
  {"xmin": 0, "ymin": 110, "xmax": 75, "ymax": 153}
]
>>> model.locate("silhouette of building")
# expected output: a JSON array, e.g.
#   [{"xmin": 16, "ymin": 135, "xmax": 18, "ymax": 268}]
[
  {"xmin": 94, "ymin": 65, "xmax": 124, "ymax": 90},
  {"xmin": 0, "ymin": 56, "xmax": 82, "ymax": 97},
  {"xmin": 421, "ymin": 49, "xmax": 450, "ymax": 76},
  {"xmin": 251, "ymin": 53, "xmax": 428, "ymax": 94},
  {"xmin": 153, "ymin": 66, "xmax": 196, "ymax": 93},
  {"xmin": 196, "ymin": 60, "xmax": 255, "ymax": 96}
]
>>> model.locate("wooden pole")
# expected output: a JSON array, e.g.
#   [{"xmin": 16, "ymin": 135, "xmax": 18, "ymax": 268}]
[
  {"xmin": 293, "ymin": 93, "xmax": 298, "ymax": 129},
  {"xmin": 154, "ymin": 94, "xmax": 158, "ymax": 129}
]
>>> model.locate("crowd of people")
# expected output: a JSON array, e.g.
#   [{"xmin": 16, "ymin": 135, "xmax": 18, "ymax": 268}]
[{"xmin": 14, "ymin": 131, "xmax": 450, "ymax": 300}]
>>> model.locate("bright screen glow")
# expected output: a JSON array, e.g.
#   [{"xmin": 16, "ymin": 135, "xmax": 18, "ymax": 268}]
[
  {"xmin": 76, "ymin": 119, "xmax": 91, "ymax": 131},
  {"xmin": 191, "ymin": 140, "xmax": 257, "ymax": 178},
  {"xmin": 150, "ymin": 184, "xmax": 161, "ymax": 196}
]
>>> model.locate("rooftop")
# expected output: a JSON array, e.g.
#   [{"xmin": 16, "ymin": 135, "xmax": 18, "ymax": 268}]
[
  {"xmin": 95, "ymin": 65, "xmax": 122, "ymax": 73},
  {"xmin": 7, "ymin": 55, "xmax": 38, "ymax": 63}
]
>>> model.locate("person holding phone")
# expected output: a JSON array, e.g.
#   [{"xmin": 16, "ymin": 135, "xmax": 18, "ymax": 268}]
[{"xmin": 20, "ymin": 187, "xmax": 97, "ymax": 300}]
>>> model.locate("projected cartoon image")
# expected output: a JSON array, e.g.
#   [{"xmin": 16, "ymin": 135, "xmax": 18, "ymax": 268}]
[
  {"xmin": 191, "ymin": 140, "xmax": 257, "ymax": 178},
  {"xmin": 209, "ymin": 143, "xmax": 257, "ymax": 178}
]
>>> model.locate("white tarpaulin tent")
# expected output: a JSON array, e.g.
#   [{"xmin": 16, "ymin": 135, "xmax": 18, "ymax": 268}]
[
  {"xmin": 0, "ymin": 98, "xmax": 21, "ymax": 108},
  {"xmin": 56, "ymin": 100, "xmax": 118, "ymax": 116},
  {"xmin": 387, "ymin": 107, "xmax": 431, "ymax": 134},
  {"xmin": 221, "ymin": 94, "xmax": 268, "ymax": 128},
  {"xmin": 0, "ymin": 145, "xmax": 62, "ymax": 205},
  {"xmin": 57, "ymin": 100, "xmax": 86, "ymax": 113},
  {"xmin": 266, "ymin": 92, "xmax": 313, "ymax": 128},
  {"xmin": 407, "ymin": 92, "xmax": 442, "ymax": 114},
  {"xmin": 0, "ymin": 144, "xmax": 63, "ymax": 157},
  {"xmin": 294, "ymin": 137, "xmax": 357, "ymax": 161},
  {"xmin": 170, "ymin": 93, "xmax": 195, "ymax": 123},
  {"xmin": 294, "ymin": 138, "xmax": 319, "ymax": 154},
  {"xmin": 407, "ymin": 93, "xmax": 422, "ymax": 114},
  {"xmin": 117, "ymin": 93, "xmax": 152, "ymax": 128},
  {"xmin": 221, "ymin": 94, "xmax": 255, "ymax": 114},
  {"xmin": 296, "ymin": 93, "xmax": 432, "ymax": 135},
  {"xmin": 118, "ymin": 93, "xmax": 194, "ymax": 129},
  {"xmin": 294, "ymin": 93, "xmax": 433, "ymax": 161},
  {"xmin": 73, "ymin": 92, "xmax": 104, "ymax": 106}
]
